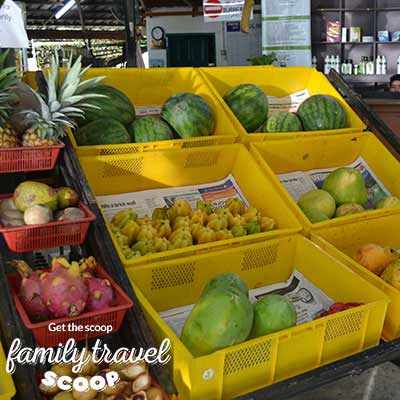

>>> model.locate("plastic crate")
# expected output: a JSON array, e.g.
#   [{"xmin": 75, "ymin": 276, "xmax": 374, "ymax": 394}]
[
  {"xmin": 9, "ymin": 263, "xmax": 133, "ymax": 348},
  {"xmin": 311, "ymin": 214, "xmax": 400, "ymax": 341},
  {"xmin": 199, "ymin": 66, "xmax": 366, "ymax": 144},
  {"xmin": 250, "ymin": 132, "xmax": 400, "ymax": 235},
  {"xmin": 0, "ymin": 142, "xmax": 64, "ymax": 173},
  {"xmin": 24, "ymin": 68, "xmax": 239, "ymax": 157},
  {"xmin": 127, "ymin": 235, "xmax": 388, "ymax": 400},
  {"xmin": 78, "ymin": 144, "xmax": 302, "ymax": 268},
  {"xmin": 0, "ymin": 342, "xmax": 16, "ymax": 400},
  {"xmin": 0, "ymin": 196, "xmax": 96, "ymax": 253}
]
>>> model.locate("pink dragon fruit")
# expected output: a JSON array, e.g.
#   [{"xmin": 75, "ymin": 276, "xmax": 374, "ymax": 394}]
[
  {"xmin": 13, "ymin": 260, "xmax": 50, "ymax": 322},
  {"xmin": 85, "ymin": 277, "xmax": 115, "ymax": 312},
  {"xmin": 40, "ymin": 259, "xmax": 88, "ymax": 318}
]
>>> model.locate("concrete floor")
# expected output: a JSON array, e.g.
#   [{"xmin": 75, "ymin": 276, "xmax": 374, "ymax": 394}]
[{"xmin": 289, "ymin": 362, "xmax": 399, "ymax": 400}]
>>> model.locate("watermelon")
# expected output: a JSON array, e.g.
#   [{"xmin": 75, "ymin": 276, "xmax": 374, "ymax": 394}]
[
  {"xmin": 223, "ymin": 84, "xmax": 268, "ymax": 133},
  {"xmin": 128, "ymin": 117, "xmax": 174, "ymax": 143},
  {"xmin": 297, "ymin": 94, "xmax": 347, "ymax": 131},
  {"xmin": 160, "ymin": 93, "xmax": 215, "ymax": 138},
  {"xmin": 75, "ymin": 118, "xmax": 131, "ymax": 145},
  {"xmin": 264, "ymin": 111, "xmax": 303, "ymax": 133},
  {"xmin": 78, "ymin": 85, "xmax": 136, "ymax": 127}
]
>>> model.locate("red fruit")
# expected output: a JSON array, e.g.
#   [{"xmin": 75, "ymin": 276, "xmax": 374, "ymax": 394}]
[
  {"xmin": 85, "ymin": 277, "xmax": 114, "ymax": 312},
  {"xmin": 40, "ymin": 261, "xmax": 88, "ymax": 318},
  {"xmin": 13, "ymin": 260, "xmax": 50, "ymax": 322}
]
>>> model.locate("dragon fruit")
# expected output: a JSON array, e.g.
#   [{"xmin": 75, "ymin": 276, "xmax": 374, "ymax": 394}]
[
  {"xmin": 13, "ymin": 260, "xmax": 50, "ymax": 322},
  {"xmin": 40, "ymin": 259, "xmax": 88, "ymax": 318},
  {"xmin": 85, "ymin": 277, "xmax": 114, "ymax": 312}
]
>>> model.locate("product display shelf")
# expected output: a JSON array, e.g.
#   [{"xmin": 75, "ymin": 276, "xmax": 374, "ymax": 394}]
[{"xmin": 0, "ymin": 140, "xmax": 177, "ymax": 399}]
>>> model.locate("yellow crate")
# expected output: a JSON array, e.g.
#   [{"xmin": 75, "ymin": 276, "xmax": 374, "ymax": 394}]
[
  {"xmin": 0, "ymin": 342, "xmax": 16, "ymax": 400},
  {"xmin": 199, "ymin": 66, "xmax": 365, "ymax": 145},
  {"xmin": 79, "ymin": 144, "xmax": 302, "ymax": 268},
  {"xmin": 311, "ymin": 213, "xmax": 400, "ymax": 341},
  {"xmin": 23, "ymin": 68, "xmax": 239, "ymax": 156},
  {"xmin": 128, "ymin": 235, "xmax": 388, "ymax": 400},
  {"xmin": 250, "ymin": 132, "xmax": 400, "ymax": 235}
]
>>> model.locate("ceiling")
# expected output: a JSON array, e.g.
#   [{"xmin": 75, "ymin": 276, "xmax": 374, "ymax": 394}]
[{"xmin": 25, "ymin": 0, "xmax": 204, "ymax": 32}]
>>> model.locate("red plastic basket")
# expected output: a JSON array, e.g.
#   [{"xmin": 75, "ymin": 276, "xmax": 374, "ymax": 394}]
[
  {"xmin": 0, "ymin": 142, "xmax": 65, "ymax": 173},
  {"xmin": 9, "ymin": 264, "xmax": 134, "ymax": 348},
  {"xmin": 0, "ymin": 195, "xmax": 96, "ymax": 252}
]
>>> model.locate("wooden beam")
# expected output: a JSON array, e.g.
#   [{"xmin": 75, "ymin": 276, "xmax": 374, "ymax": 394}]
[
  {"xmin": 145, "ymin": 10, "xmax": 203, "ymax": 16},
  {"xmin": 27, "ymin": 29, "xmax": 125, "ymax": 39}
]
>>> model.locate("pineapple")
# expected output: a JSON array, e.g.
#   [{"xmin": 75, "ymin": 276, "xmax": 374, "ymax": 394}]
[
  {"xmin": 0, "ymin": 50, "xmax": 19, "ymax": 148},
  {"xmin": 21, "ymin": 52, "xmax": 105, "ymax": 147}
]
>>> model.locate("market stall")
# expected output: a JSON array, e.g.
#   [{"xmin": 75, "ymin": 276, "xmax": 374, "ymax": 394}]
[{"xmin": 0, "ymin": 55, "xmax": 400, "ymax": 400}]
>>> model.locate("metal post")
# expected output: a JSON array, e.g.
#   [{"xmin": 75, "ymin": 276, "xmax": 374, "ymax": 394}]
[{"xmin": 123, "ymin": 0, "xmax": 138, "ymax": 67}]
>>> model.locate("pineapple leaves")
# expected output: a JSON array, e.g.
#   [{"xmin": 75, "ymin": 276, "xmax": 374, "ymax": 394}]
[{"xmin": 0, "ymin": 49, "xmax": 10, "ymax": 70}]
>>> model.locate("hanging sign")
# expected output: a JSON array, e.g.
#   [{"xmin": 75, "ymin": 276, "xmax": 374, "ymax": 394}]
[
  {"xmin": 261, "ymin": 0, "xmax": 311, "ymax": 67},
  {"xmin": 0, "ymin": 0, "xmax": 29, "ymax": 48},
  {"xmin": 203, "ymin": 0, "xmax": 252, "ymax": 23}
]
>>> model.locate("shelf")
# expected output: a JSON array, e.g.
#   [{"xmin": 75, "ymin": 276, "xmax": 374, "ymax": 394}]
[
  {"xmin": 313, "ymin": 41, "xmax": 400, "ymax": 45},
  {"xmin": 312, "ymin": 8, "xmax": 400, "ymax": 12},
  {"xmin": 342, "ymin": 74, "xmax": 390, "ymax": 83}
]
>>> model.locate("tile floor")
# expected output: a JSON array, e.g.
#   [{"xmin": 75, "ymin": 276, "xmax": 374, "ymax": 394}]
[{"xmin": 289, "ymin": 362, "xmax": 399, "ymax": 400}]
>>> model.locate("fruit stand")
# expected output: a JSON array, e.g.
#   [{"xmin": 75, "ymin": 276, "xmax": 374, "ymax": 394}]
[{"xmin": 2, "ymin": 60, "xmax": 400, "ymax": 400}]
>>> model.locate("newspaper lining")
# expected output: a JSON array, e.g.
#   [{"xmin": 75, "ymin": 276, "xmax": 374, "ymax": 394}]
[
  {"xmin": 160, "ymin": 270, "xmax": 334, "ymax": 338},
  {"xmin": 97, "ymin": 174, "xmax": 249, "ymax": 222},
  {"xmin": 278, "ymin": 156, "xmax": 390, "ymax": 209}
]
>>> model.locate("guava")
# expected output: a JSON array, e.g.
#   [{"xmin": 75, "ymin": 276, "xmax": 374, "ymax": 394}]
[
  {"xmin": 297, "ymin": 189, "xmax": 336, "ymax": 219},
  {"xmin": 322, "ymin": 167, "xmax": 368, "ymax": 206},
  {"xmin": 335, "ymin": 202, "xmax": 364, "ymax": 218},
  {"xmin": 375, "ymin": 196, "xmax": 400, "ymax": 209}
]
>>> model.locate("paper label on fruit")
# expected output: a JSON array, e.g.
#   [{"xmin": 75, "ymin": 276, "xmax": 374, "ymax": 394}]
[
  {"xmin": 135, "ymin": 105, "xmax": 162, "ymax": 117},
  {"xmin": 267, "ymin": 89, "xmax": 310, "ymax": 114},
  {"xmin": 277, "ymin": 156, "xmax": 390, "ymax": 208},
  {"xmin": 97, "ymin": 174, "xmax": 249, "ymax": 222},
  {"xmin": 160, "ymin": 269, "xmax": 334, "ymax": 337}
]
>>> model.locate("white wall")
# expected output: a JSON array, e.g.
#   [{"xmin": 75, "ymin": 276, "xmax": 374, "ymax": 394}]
[{"xmin": 146, "ymin": 7, "xmax": 262, "ymax": 67}]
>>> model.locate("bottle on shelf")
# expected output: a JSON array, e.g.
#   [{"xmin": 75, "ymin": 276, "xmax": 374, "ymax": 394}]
[
  {"xmin": 359, "ymin": 57, "xmax": 366, "ymax": 75},
  {"xmin": 324, "ymin": 55, "xmax": 330, "ymax": 74},
  {"xmin": 397, "ymin": 56, "xmax": 400, "ymax": 74},
  {"xmin": 366, "ymin": 57, "xmax": 375, "ymax": 75},
  {"xmin": 376, "ymin": 55, "xmax": 382, "ymax": 75},
  {"xmin": 341, "ymin": 59, "xmax": 348, "ymax": 75},
  {"xmin": 354, "ymin": 64, "xmax": 359, "ymax": 75},
  {"xmin": 347, "ymin": 59, "xmax": 353, "ymax": 75},
  {"xmin": 382, "ymin": 55, "xmax": 387, "ymax": 75},
  {"xmin": 334, "ymin": 55, "xmax": 340, "ymax": 72},
  {"xmin": 312, "ymin": 55, "xmax": 318, "ymax": 69}
]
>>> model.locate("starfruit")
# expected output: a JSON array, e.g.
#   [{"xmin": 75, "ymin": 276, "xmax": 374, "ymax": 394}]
[
  {"xmin": 197, "ymin": 227, "xmax": 217, "ymax": 244},
  {"xmin": 121, "ymin": 219, "xmax": 140, "ymax": 246},
  {"xmin": 131, "ymin": 240, "xmax": 156, "ymax": 255},
  {"xmin": 243, "ymin": 206, "xmax": 261, "ymax": 223},
  {"xmin": 231, "ymin": 225, "xmax": 247, "ymax": 237},
  {"xmin": 215, "ymin": 229, "xmax": 234, "ymax": 241},
  {"xmin": 169, "ymin": 199, "xmax": 192, "ymax": 219},
  {"xmin": 152, "ymin": 206, "xmax": 169, "ymax": 220},
  {"xmin": 153, "ymin": 219, "xmax": 172, "ymax": 238},
  {"xmin": 196, "ymin": 200, "xmax": 213, "ymax": 215},
  {"xmin": 111, "ymin": 209, "xmax": 137, "ymax": 228},
  {"xmin": 173, "ymin": 216, "xmax": 191, "ymax": 231},
  {"xmin": 215, "ymin": 208, "xmax": 233, "ymax": 220},
  {"xmin": 191, "ymin": 223, "xmax": 204, "ymax": 240},
  {"xmin": 169, "ymin": 228, "xmax": 192, "ymax": 244},
  {"xmin": 113, "ymin": 231, "xmax": 130, "ymax": 246},
  {"xmin": 244, "ymin": 221, "xmax": 261, "ymax": 235},
  {"xmin": 154, "ymin": 237, "xmax": 172, "ymax": 252},
  {"xmin": 225, "ymin": 198, "xmax": 246, "ymax": 215},
  {"xmin": 207, "ymin": 214, "xmax": 228, "ymax": 231},
  {"xmin": 136, "ymin": 215, "xmax": 152, "ymax": 226},
  {"xmin": 136, "ymin": 225, "xmax": 158, "ymax": 241},
  {"xmin": 228, "ymin": 214, "xmax": 247, "ymax": 229},
  {"xmin": 190, "ymin": 209, "xmax": 208, "ymax": 225},
  {"xmin": 260, "ymin": 216, "xmax": 275, "ymax": 232}
]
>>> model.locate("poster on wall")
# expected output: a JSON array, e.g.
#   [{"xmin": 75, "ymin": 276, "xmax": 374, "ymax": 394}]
[
  {"xmin": 203, "ymin": 0, "xmax": 252, "ymax": 23},
  {"xmin": 261, "ymin": 0, "xmax": 311, "ymax": 67},
  {"xmin": 0, "ymin": 0, "xmax": 29, "ymax": 48}
]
